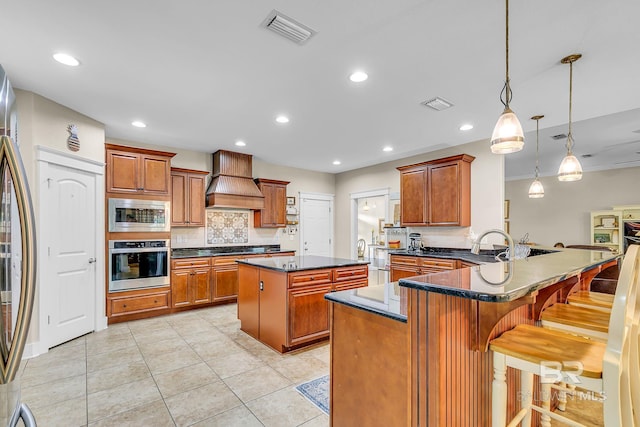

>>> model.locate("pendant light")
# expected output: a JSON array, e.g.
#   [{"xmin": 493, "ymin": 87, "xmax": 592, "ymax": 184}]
[
  {"xmin": 490, "ymin": 0, "xmax": 525, "ymax": 154},
  {"xmin": 363, "ymin": 200, "xmax": 370, "ymax": 211},
  {"xmin": 557, "ymin": 54, "xmax": 583, "ymax": 181},
  {"xmin": 528, "ymin": 115, "xmax": 545, "ymax": 198}
]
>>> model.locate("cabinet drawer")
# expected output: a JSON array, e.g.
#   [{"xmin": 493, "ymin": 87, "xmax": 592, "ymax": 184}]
[
  {"xmin": 333, "ymin": 278, "xmax": 368, "ymax": 292},
  {"xmin": 288, "ymin": 269, "xmax": 332, "ymax": 288},
  {"xmin": 389, "ymin": 255, "xmax": 420, "ymax": 267},
  {"xmin": 421, "ymin": 258, "xmax": 458, "ymax": 270},
  {"xmin": 110, "ymin": 291, "xmax": 170, "ymax": 315},
  {"xmin": 333, "ymin": 266, "xmax": 368, "ymax": 282},
  {"xmin": 172, "ymin": 258, "xmax": 211, "ymax": 269},
  {"xmin": 213, "ymin": 256, "xmax": 240, "ymax": 266}
]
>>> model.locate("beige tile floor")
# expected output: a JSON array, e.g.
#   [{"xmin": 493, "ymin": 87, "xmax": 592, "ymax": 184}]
[{"xmin": 18, "ymin": 304, "xmax": 330, "ymax": 427}]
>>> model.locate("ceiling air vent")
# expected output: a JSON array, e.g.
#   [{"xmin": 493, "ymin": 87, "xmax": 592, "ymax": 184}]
[
  {"xmin": 551, "ymin": 133, "xmax": 567, "ymax": 140},
  {"xmin": 263, "ymin": 10, "xmax": 316, "ymax": 45},
  {"xmin": 421, "ymin": 97, "xmax": 454, "ymax": 111}
]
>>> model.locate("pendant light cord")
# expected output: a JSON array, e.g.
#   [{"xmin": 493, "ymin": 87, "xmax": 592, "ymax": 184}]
[
  {"xmin": 566, "ymin": 60, "xmax": 574, "ymax": 153},
  {"xmin": 535, "ymin": 118, "xmax": 540, "ymax": 178},
  {"xmin": 500, "ymin": 0, "xmax": 513, "ymax": 109}
]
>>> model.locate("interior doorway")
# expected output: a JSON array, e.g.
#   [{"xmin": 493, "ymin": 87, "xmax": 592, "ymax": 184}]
[
  {"xmin": 299, "ymin": 192, "xmax": 334, "ymax": 257},
  {"xmin": 36, "ymin": 147, "xmax": 105, "ymax": 355}
]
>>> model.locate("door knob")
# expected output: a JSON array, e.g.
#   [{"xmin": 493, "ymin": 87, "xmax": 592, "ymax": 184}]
[{"xmin": 88, "ymin": 257, "xmax": 96, "ymax": 264}]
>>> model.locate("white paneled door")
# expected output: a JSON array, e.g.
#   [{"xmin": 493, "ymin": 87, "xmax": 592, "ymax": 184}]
[
  {"xmin": 300, "ymin": 193, "xmax": 334, "ymax": 257},
  {"xmin": 43, "ymin": 163, "xmax": 97, "ymax": 348}
]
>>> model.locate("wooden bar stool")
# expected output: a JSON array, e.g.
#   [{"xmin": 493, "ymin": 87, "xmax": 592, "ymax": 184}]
[
  {"xmin": 567, "ymin": 290, "xmax": 613, "ymax": 312},
  {"xmin": 489, "ymin": 244, "xmax": 640, "ymax": 427},
  {"xmin": 540, "ymin": 303, "xmax": 610, "ymax": 341}
]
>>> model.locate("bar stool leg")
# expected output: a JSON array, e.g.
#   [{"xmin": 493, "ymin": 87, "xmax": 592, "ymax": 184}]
[
  {"xmin": 540, "ymin": 382, "xmax": 552, "ymax": 427},
  {"xmin": 557, "ymin": 381, "xmax": 568, "ymax": 411},
  {"xmin": 520, "ymin": 371, "xmax": 533, "ymax": 427},
  {"xmin": 492, "ymin": 352, "xmax": 508, "ymax": 427}
]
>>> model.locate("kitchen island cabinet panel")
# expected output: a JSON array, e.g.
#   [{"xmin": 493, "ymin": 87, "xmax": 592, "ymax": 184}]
[
  {"xmin": 258, "ymin": 268, "xmax": 287, "ymax": 352},
  {"xmin": 237, "ymin": 256, "xmax": 368, "ymax": 352}
]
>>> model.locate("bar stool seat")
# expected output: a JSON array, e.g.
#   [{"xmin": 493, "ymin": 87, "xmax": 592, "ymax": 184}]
[
  {"xmin": 540, "ymin": 303, "xmax": 610, "ymax": 341},
  {"xmin": 567, "ymin": 290, "xmax": 613, "ymax": 312}
]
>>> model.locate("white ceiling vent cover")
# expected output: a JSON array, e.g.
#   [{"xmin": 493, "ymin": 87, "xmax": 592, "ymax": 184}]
[
  {"xmin": 263, "ymin": 10, "xmax": 316, "ymax": 45},
  {"xmin": 421, "ymin": 97, "xmax": 454, "ymax": 111}
]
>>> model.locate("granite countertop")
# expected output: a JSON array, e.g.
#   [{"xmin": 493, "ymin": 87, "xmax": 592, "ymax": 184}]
[
  {"xmin": 172, "ymin": 245, "xmax": 293, "ymax": 259},
  {"xmin": 387, "ymin": 247, "xmax": 554, "ymax": 264},
  {"xmin": 399, "ymin": 248, "xmax": 620, "ymax": 302},
  {"xmin": 236, "ymin": 255, "xmax": 369, "ymax": 272},
  {"xmin": 325, "ymin": 282, "xmax": 407, "ymax": 323}
]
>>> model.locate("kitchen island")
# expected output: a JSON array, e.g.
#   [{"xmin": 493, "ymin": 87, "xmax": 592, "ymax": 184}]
[
  {"xmin": 237, "ymin": 255, "xmax": 369, "ymax": 353},
  {"xmin": 325, "ymin": 247, "xmax": 619, "ymax": 426}
]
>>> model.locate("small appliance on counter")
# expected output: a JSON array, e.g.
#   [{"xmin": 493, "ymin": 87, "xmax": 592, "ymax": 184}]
[{"xmin": 409, "ymin": 232, "xmax": 422, "ymax": 252}]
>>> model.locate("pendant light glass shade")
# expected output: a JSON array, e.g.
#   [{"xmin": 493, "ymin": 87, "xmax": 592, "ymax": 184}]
[
  {"xmin": 528, "ymin": 179, "xmax": 544, "ymax": 198},
  {"xmin": 558, "ymin": 152, "xmax": 583, "ymax": 181},
  {"xmin": 362, "ymin": 200, "xmax": 369, "ymax": 211},
  {"xmin": 490, "ymin": 0, "xmax": 524, "ymax": 154},
  {"xmin": 491, "ymin": 109, "xmax": 525, "ymax": 154},
  {"xmin": 528, "ymin": 115, "xmax": 544, "ymax": 198},
  {"xmin": 558, "ymin": 54, "xmax": 583, "ymax": 181}
]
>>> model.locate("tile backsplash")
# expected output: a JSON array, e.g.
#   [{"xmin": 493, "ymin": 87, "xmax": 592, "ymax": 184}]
[
  {"xmin": 171, "ymin": 209, "xmax": 280, "ymax": 248},
  {"xmin": 207, "ymin": 211, "xmax": 249, "ymax": 244}
]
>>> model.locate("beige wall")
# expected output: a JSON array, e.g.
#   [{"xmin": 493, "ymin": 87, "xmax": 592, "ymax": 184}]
[
  {"xmin": 334, "ymin": 139, "xmax": 505, "ymax": 258},
  {"xmin": 506, "ymin": 166, "xmax": 640, "ymax": 246}
]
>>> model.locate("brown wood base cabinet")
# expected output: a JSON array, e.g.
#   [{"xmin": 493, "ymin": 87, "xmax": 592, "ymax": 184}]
[
  {"xmin": 237, "ymin": 263, "xmax": 367, "ymax": 353},
  {"xmin": 389, "ymin": 254, "xmax": 458, "ymax": 282},
  {"xmin": 171, "ymin": 258, "xmax": 212, "ymax": 307}
]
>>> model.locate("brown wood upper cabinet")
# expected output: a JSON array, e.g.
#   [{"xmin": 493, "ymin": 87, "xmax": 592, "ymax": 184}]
[
  {"xmin": 253, "ymin": 179, "xmax": 290, "ymax": 228},
  {"xmin": 106, "ymin": 144, "xmax": 175, "ymax": 196},
  {"xmin": 397, "ymin": 154, "xmax": 474, "ymax": 227},
  {"xmin": 171, "ymin": 168, "xmax": 208, "ymax": 227}
]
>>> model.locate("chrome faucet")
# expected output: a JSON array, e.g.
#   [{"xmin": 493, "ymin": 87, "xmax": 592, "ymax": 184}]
[{"xmin": 470, "ymin": 229, "xmax": 514, "ymax": 260}]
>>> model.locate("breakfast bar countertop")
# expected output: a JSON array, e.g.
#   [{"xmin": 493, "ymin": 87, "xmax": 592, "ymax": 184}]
[
  {"xmin": 236, "ymin": 255, "xmax": 369, "ymax": 272},
  {"xmin": 325, "ymin": 282, "xmax": 407, "ymax": 323},
  {"xmin": 399, "ymin": 248, "xmax": 620, "ymax": 302}
]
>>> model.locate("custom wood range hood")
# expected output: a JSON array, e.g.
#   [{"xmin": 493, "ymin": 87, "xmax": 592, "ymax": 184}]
[{"xmin": 205, "ymin": 150, "xmax": 265, "ymax": 209}]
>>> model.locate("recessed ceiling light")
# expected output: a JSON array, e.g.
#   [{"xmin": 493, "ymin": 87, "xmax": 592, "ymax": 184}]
[
  {"xmin": 459, "ymin": 124, "xmax": 474, "ymax": 131},
  {"xmin": 53, "ymin": 52, "xmax": 80, "ymax": 67},
  {"xmin": 275, "ymin": 115, "xmax": 290, "ymax": 124},
  {"xmin": 131, "ymin": 121, "xmax": 146, "ymax": 128},
  {"xmin": 382, "ymin": 146, "xmax": 393, "ymax": 152},
  {"xmin": 349, "ymin": 71, "xmax": 368, "ymax": 83},
  {"xmin": 235, "ymin": 140, "xmax": 246, "ymax": 147},
  {"xmin": 333, "ymin": 160, "xmax": 341, "ymax": 165}
]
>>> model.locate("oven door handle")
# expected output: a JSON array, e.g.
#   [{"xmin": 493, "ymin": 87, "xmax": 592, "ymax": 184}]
[{"xmin": 110, "ymin": 247, "xmax": 169, "ymax": 254}]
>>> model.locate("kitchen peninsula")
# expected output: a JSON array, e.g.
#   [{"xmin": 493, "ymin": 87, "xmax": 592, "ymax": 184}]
[
  {"xmin": 325, "ymin": 248, "xmax": 619, "ymax": 426},
  {"xmin": 237, "ymin": 255, "xmax": 369, "ymax": 353}
]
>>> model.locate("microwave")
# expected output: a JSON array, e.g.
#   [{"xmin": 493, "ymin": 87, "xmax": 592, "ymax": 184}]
[{"xmin": 108, "ymin": 198, "xmax": 170, "ymax": 232}]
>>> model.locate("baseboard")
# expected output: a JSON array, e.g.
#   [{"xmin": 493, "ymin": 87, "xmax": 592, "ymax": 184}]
[{"xmin": 21, "ymin": 341, "xmax": 48, "ymax": 360}]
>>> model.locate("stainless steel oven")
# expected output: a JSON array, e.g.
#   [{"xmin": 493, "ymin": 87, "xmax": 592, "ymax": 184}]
[
  {"xmin": 108, "ymin": 239, "xmax": 170, "ymax": 292},
  {"xmin": 108, "ymin": 198, "xmax": 170, "ymax": 232}
]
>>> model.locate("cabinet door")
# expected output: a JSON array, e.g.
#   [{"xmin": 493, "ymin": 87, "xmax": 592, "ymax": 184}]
[
  {"xmin": 428, "ymin": 162, "xmax": 460, "ymax": 226},
  {"xmin": 187, "ymin": 174, "xmax": 206, "ymax": 226},
  {"xmin": 273, "ymin": 184, "xmax": 287, "ymax": 227},
  {"xmin": 171, "ymin": 270, "xmax": 191, "ymax": 307},
  {"xmin": 107, "ymin": 150, "xmax": 140, "ymax": 193},
  {"xmin": 140, "ymin": 154, "xmax": 171, "ymax": 195},
  {"xmin": 288, "ymin": 284, "xmax": 332, "ymax": 346},
  {"xmin": 212, "ymin": 264, "xmax": 239, "ymax": 302},
  {"xmin": 171, "ymin": 172, "xmax": 188, "ymax": 226},
  {"xmin": 258, "ymin": 269, "xmax": 287, "ymax": 352},
  {"xmin": 390, "ymin": 265, "xmax": 420, "ymax": 282},
  {"xmin": 400, "ymin": 168, "xmax": 427, "ymax": 226},
  {"xmin": 192, "ymin": 268, "xmax": 212, "ymax": 304}
]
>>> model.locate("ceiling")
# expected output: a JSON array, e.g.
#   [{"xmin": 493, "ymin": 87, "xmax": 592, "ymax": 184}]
[{"xmin": 2, "ymin": 1, "xmax": 639, "ymax": 178}]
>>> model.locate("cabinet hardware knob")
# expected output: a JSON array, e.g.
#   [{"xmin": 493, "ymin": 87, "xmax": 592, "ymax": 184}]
[{"xmin": 123, "ymin": 304, "xmax": 127, "ymax": 308}]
